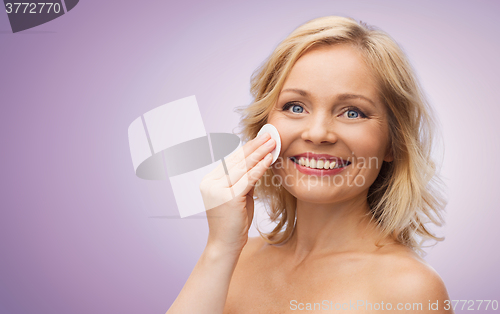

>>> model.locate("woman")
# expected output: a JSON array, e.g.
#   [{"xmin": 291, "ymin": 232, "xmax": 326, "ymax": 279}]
[{"xmin": 167, "ymin": 16, "xmax": 451, "ymax": 313}]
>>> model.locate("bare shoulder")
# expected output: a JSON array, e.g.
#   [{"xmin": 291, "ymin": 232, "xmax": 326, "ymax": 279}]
[{"xmin": 369, "ymin": 244, "xmax": 452, "ymax": 313}]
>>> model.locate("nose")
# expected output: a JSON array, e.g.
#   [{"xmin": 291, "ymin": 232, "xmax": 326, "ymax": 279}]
[{"xmin": 301, "ymin": 112, "xmax": 338, "ymax": 145}]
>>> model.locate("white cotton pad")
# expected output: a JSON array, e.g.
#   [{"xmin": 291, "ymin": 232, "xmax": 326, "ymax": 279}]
[{"xmin": 256, "ymin": 124, "xmax": 282, "ymax": 165}]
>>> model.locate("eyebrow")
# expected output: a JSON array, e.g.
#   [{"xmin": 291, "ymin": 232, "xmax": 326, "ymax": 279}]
[{"xmin": 280, "ymin": 88, "xmax": 376, "ymax": 107}]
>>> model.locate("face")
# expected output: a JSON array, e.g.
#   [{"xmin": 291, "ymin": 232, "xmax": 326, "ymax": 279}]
[{"xmin": 267, "ymin": 44, "xmax": 393, "ymax": 204}]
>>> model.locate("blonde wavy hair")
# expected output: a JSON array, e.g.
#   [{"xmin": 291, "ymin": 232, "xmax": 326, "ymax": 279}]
[{"xmin": 234, "ymin": 16, "xmax": 448, "ymax": 254}]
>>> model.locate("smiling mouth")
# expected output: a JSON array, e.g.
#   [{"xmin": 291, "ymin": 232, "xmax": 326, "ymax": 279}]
[{"xmin": 289, "ymin": 156, "xmax": 351, "ymax": 170}]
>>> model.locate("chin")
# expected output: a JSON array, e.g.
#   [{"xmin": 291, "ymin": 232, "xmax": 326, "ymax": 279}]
[{"xmin": 284, "ymin": 184, "xmax": 340, "ymax": 204}]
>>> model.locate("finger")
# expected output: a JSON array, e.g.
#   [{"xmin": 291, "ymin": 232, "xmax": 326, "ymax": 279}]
[
  {"xmin": 219, "ymin": 133, "xmax": 271, "ymax": 176},
  {"xmin": 232, "ymin": 153, "xmax": 273, "ymax": 197},
  {"xmin": 226, "ymin": 138, "xmax": 275, "ymax": 187},
  {"xmin": 202, "ymin": 149, "xmax": 271, "ymax": 211},
  {"xmin": 200, "ymin": 135, "xmax": 274, "ymax": 211},
  {"xmin": 203, "ymin": 135, "xmax": 262, "ymax": 182}
]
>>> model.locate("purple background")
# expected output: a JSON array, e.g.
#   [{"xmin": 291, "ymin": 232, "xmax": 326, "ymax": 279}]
[{"xmin": 1, "ymin": 0, "xmax": 499, "ymax": 313}]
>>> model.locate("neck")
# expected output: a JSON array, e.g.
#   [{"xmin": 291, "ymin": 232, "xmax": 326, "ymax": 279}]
[{"xmin": 281, "ymin": 190, "xmax": 392, "ymax": 262}]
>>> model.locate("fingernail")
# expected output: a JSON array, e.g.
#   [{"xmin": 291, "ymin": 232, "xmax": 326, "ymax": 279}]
[{"xmin": 257, "ymin": 132, "xmax": 270, "ymax": 141}]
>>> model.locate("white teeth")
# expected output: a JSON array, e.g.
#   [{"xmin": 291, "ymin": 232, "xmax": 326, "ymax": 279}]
[
  {"xmin": 310, "ymin": 159, "xmax": 316, "ymax": 168},
  {"xmin": 293, "ymin": 157, "xmax": 341, "ymax": 169},
  {"xmin": 317, "ymin": 160, "xmax": 324, "ymax": 168}
]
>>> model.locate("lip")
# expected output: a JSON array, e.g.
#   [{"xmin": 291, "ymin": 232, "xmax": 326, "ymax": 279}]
[{"xmin": 289, "ymin": 152, "xmax": 351, "ymax": 176}]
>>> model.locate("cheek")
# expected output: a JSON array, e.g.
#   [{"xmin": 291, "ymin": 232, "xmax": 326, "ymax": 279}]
[
  {"xmin": 345, "ymin": 125, "xmax": 389, "ymax": 169},
  {"xmin": 267, "ymin": 114, "xmax": 298, "ymax": 151}
]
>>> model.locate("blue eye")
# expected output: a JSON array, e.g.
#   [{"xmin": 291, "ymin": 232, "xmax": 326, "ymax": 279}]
[
  {"xmin": 282, "ymin": 102, "xmax": 304, "ymax": 113},
  {"xmin": 343, "ymin": 106, "xmax": 367, "ymax": 119},
  {"xmin": 347, "ymin": 110, "xmax": 359, "ymax": 118},
  {"xmin": 292, "ymin": 105, "xmax": 303, "ymax": 113}
]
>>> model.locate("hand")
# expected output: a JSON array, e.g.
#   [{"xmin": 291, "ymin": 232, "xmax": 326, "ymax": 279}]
[{"xmin": 199, "ymin": 132, "xmax": 276, "ymax": 255}]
